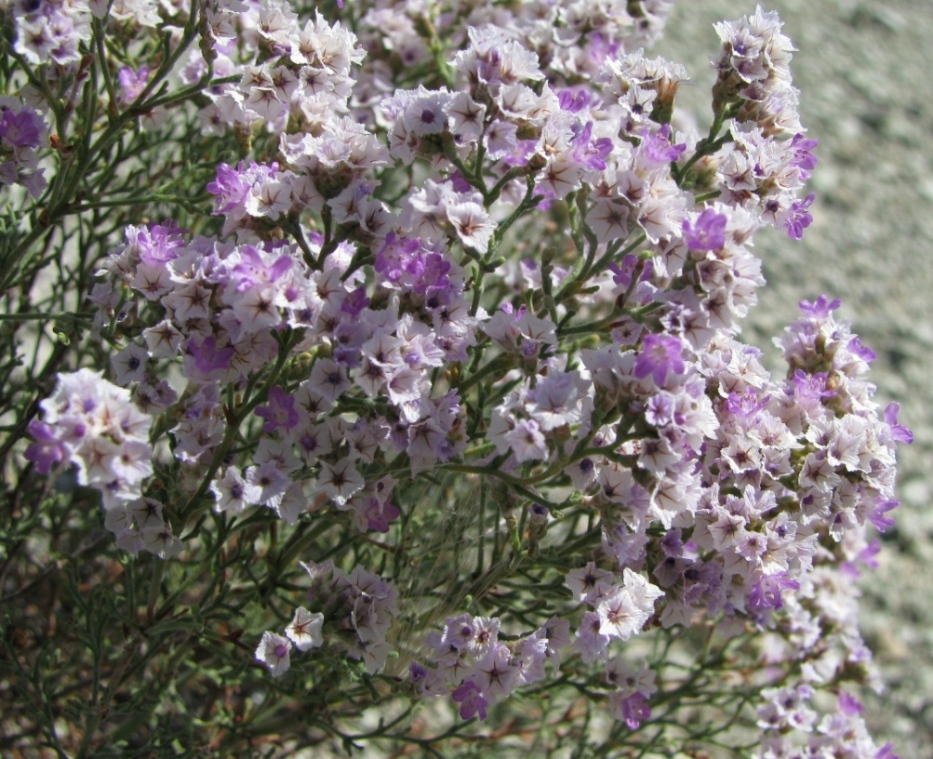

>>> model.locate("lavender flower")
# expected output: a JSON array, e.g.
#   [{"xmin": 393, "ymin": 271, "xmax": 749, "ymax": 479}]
[{"xmin": 11, "ymin": 2, "xmax": 909, "ymax": 754}]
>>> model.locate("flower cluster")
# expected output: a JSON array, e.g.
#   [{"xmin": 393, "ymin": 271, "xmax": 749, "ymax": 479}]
[
  {"xmin": 412, "ymin": 613, "xmax": 570, "ymax": 721},
  {"xmin": 755, "ymin": 689, "xmax": 897, "ymax": 758},
  {"xmin": 9, "ymin": 0, "xmax": 91, "ymax": 68},
  {"xmin": 24, "ymin": 369, "xmax": 181, "ymax": 557},
  {"xmin": 14, "ymin": 0, "xmax": 911, "ymax": 753},
  {"xmin": 0, "ymin": 96, "xmax": 47, "ymax": 197},
  {"xmin": 257, "ymin": 561, "xmax": 399, "ymax": 676},
  {"xmin": 709, "ymin": 6, "xmax": 818, "ymax": 238}
]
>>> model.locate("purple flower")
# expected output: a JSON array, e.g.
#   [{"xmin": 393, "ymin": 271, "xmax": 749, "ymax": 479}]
[
  {"xmin": 791, "ymin": 369, "xmax": 835, "ymax": 401},
  {"xmin": 659, "ymin": 529, "xmax": 684, "ymax": 557},
  {"xmin": 373, "ymin": 233, "xmax": 424, "ymax": 285},
  {"xmin": 618, "ymin": 692, "xmax": 651, "ymax": 730},
  {"xmin": 799, "ymin": 294, "xmax": 841, "ymax": 318},
  {"xmin": 363, "ymin": 497, "xmax": 400, "ymax": 533},
  {"xmin": 409, "ymin": 662, "xmax": 428, "ymax": 684},
  {"xmin": 408, "ymin": 252, "xmax": 451, "ymax": 299},
  {"xmin": 789, "ymin": 133, "xmax": 818, "ymax": 178},
  {"xmin": 586, "ymin": 32, "xmax": 621, "ymax": 68},
  {"xmin": 682, "ymin": 209, "xmax": 727, "ymax": 252},
  {"xmin": 724, "ymin": 387, "xmax": 769, "ymax": 418},
  {"xmin": 451, "ymin": 679, "xmax": 488, "ymax": 721},
  {"xmin": 570, "ymin": 121, "xmax": 613, "ymax": 170},
  {"xmin": 608, "ymin": 254, "xmax": 652, "ymax": 289},
  {"xmin": 24, "ymin": 420, "xmax": 66, "ymax": 474},
  {"xmin": 838, "ymin": 691, "xmax": 864, "ymax": 716},
  {"xmin": 132, "ymin": 222, "xmax": 186, "ymax": 265},
  {"xmin": 445, "ymin": 170, "xmax": 472, "ymax": 194},
  {"xmin": 884, "ymin": 402, "xmax": 913, "ymax": 444},
  {"xmin": 641, "ymin": 124, "xmax": 687, "ymax": 163},
  {"xmin": 409, "ymin": 662, "xmax": 428, "ymax": 693},
  {"xmin": 232, "ymin": 245, "xmax": 292, "ymax": 292},
  {"xmin": 117, "ymin": 66, "xmax": 151, "ymax": 105},
  {"xmin": 207, "ymin": 162, "xmax": 252, "ymax": 214},
  {"xmin": 847, "ymin": 336, "xmax": 876, "ymax": 363},
  {"xmin": 558, "ymin": 88, "xmax": 591, "ymax": 112},
  {"xmin": 186, "ymin": 336, "xmax": 234, "ymax": 376},
  {"xmin": 341, "ymin": 286, "xmax": 370, "ymax": 317},
  {"xmin": 255, "ymin": 387, "xmax": 299, "ymax": 433},
  {"xmin": 503, "ymin": 139, "xmax": 538, "ymax": 170},
  {"xmin": 0, "ymin": 107, "xmax": 44, "ymax": 149},
  {"xmin": 842, "ymin": 539, "xmax": 882, "ymax": 577},
  {"xmin": 868, "ymin": 499, "xmax": 898, "ymax": 533},
  {"xmin": 784, "ymin": 192, "xmax": 815, "ymax": 240},
  {"xmin": 748, "ymin": 573, "xmax": 799, "ymax": 613},
  {"xmin": 633, "ymin": 334, "xmax": 685, "ymax": 386}
]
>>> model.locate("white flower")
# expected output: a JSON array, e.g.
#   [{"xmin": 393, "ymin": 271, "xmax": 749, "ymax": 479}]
[
  {"xmin": 566, "ymin": 561, "xmax": 615, "ymax": 604},
  {"xmin": 445, "ymin": 202, "xmax": 496, "ymax": 254},
  {"xmin": 143, "ymin": 320, "xmax": 184, "ymax": 359},
  {"xmin": 243, "ymin": 461, "xmax": 291, "ymax": 508},
  {"xmin": 276, "ymin": 482, "xmax": 308, "ymax": 525},
  {"xmin": 128, "ymin": 497, "xmax": 164, "ymax": 530},
  {"xmin": 308, "ymin": 358, "xmax": 351, "ymax": 404},
  {"xmin": 621, "ymin": 568, "xmax": 665, "ymax": 610},
  {"xmin": 526, "ymin": 370, "xmax": 592, "ymax": 431},
  {"xmin": 446, "ymin": 92, "xmax": 485, "ymax": 139},
  {"xmin": 358, "ymin": 639, "xmax": 393, "ymax": 675},
  {"xmin": 109, "ymin": 439, "xmax": 154, "ymax": 485},
  {"xmin": 211, "ymin": 467, "xmax": 250, "ymax": 514},
  {"xmin": 596, "ymin": 587, "xmax": 643, "ymax": 640},
  {"xmin": 141, "ymin": 525, "xmax": 183, "ymax": 560},
  {"xmin": 317, "ymin": 458, "xmax": 365, "ymax": 507},
  {"xmin": 255, "ymin": 632, "xmax": 292, "ymax": 677},
  {"xmin": 538, "ymin": 159, "xmax": 581, "ymax": 200},
  {"xmin": 587, "ymin": 198, "xmax": 631, "ymax": 241},
  {"xmin": 285, "ymin": 607, "xmax": 324, "ymax": 652}
]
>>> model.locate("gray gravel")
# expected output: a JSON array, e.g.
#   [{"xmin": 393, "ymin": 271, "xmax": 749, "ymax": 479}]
[{"xmin": 661, "ymin": 1, "xmax": 933, "ymax": 754}]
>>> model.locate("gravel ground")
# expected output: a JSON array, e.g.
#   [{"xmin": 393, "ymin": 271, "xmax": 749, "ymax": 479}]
[{"xmin": 661, "ymin": 1, "xmax": 933, "ymax": 754}]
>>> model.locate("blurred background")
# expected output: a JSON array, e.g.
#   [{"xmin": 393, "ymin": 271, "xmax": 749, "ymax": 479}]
[{"xmin": 661, "ymin": 0, "xmax": 933, "ymax": 754}]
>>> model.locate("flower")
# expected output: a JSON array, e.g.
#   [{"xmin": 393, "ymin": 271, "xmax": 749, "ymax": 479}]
[
  {"xmin": 111, "ymin": 343, "xmax": 149, "ymax": 386},
  {"xmin": 0, "ymin": 106, "xmax": 44, "ymax": 149},
  {"xmin": 610, "ymin": 692, "xmax": 652, "ymax": 730},
  {"xmin": 255, "ymin": 386, "xmax": 300, "ymax": 433},
  {"xmin": 446, "ymin": 201, "xmax": 497, "ymax": 254},
  {"xmin": 634, "ymin": 334, "xmax": 685, "ymax": 386},
  {"xmin": 285, "ymin": 607, "xmax": 324, "ymax": 651},
  {"xmin": 184, "ymin": 336, "xmax": 234, "ymax": 380},
  {"xmin": 24, "ymin": 420, "xmax": 66, "ymax": 474},
  {"xmin": 682, "ymin": 208, "xmax": 727, "ymax": 252},
  {"xmin": 28, "ymin": 2, "xmax": 905, "ymax": 752},
  {"xmin": 783, "ymin": 192, "xmax": 815, "ymax": 240},
  {"xmin": 117, "ymin": 65, "xmax": 150, "ymax": 105},
  {"xmin": 255, "ymin": 632, "xmax": 292, "ymax": 677},
  {"xmin": 451, "ymin": 680, "xmax": 488, "ymax": 721}
]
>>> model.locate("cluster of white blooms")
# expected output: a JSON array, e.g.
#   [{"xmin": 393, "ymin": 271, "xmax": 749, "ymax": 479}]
[
  {"xmin": 257, "ymin": 561, "xmax": 399, "ymax": 677},
  {"xmin": 25, "ymin": 370, "xmax": 181, "ymax": 557},
  {"xmin": 17, "ymin": 0, "xmax": 907, "ymax": 752},
  {"xmin": 255, "ymin": 607, "xmax": 324, "ymax": 678},
  {"xmin": 712, "ymin": 5, "xmax": 800, "ymax": 135},
  {"xmin": 411, "ymin": 613, "xmax": 570, "ymax": 721},
  {"xmin": 10, "ymin": 0, "xmax": 92, "ymax": 67}
]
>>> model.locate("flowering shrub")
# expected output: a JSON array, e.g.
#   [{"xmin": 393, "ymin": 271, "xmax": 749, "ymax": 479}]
[{"xmin": 0, "ymin": 0, "xmax": 911, "ymax": 756}]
